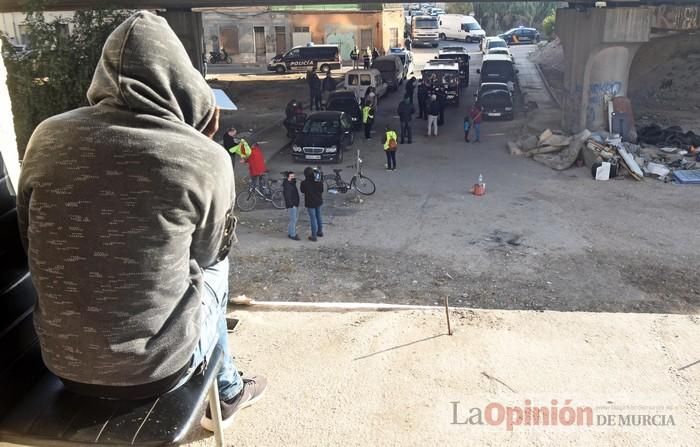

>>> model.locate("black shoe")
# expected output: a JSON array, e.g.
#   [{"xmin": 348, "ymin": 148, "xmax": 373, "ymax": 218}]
[
  {"xmin": 288, "ymin": 235, "xmax": 300, "ymax": 241},
  {"xmin": 308, "ymin": 236, "xmax": 317, "ymax": 242},
  {"xmin": 317, "ymin": 232, "xmax": 324, "ymax": 237},
  {"xmin": 200, "ymin": 375, "xmax": 268, "ymax": 432}
]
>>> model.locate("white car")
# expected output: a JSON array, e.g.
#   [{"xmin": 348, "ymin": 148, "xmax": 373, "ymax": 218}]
[{"xmin": 486, "ymin": 47, "xmax": 514, "ymax": 61}]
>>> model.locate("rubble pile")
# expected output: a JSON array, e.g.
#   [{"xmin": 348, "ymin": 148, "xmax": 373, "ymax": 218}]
[{"xmin": 509, "ymin": 127, "xmax": 700, "ymax": 183}]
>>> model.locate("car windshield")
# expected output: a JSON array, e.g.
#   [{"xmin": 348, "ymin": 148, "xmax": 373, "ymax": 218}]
[
  {"xmin": 462, "ymin": 22, "xmax": 482, "ymax": 31},
  {"xmin": 422, "ymin": 70, "xmax": 459, "ymax": 85},
  {"xmin": 303, "ymin": 118, "xmax": 340, "ymax": 135},
  {"xmin": 438, "ymin": 54, "xmax": 468, "ymax": 64},
  {"xmin": 327, "ymin": 99, "xmax": 358, "ymax": 112},
  {"xmin": 489, "ymin": 40, "xmax": 507, "ymax": 49},
  {"xmin": 415, "ymin": 19, "xmax": 438, "ymax": 29},
  {"xmin": 481, "ymin": 61, "xmax": 515, "ymax": 82},
  {"xmin": 373, "ymin": 60, "xmax": 397, "ymax": 71}
]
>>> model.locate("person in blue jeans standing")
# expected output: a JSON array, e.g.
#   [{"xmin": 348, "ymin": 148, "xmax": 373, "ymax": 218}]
[
  {"xmin": 300, "ymin": 166, "xmax": 324, "ymax": 241},
  {"xmin": 282, "ymin": 171, "xmax": 300, "ymax": 240}
]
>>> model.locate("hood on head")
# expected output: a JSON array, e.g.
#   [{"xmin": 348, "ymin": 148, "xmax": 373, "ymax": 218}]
[
  {"xmin": 304, "ymin": 167, "xmax": 315, "ymax": 179},
  {"xmin": 87, "ymin": 11, "xmax": 215, "ymax": 132}
]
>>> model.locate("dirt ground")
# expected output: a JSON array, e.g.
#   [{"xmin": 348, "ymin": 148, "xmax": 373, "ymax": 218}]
[
  {"xmin": 227, "ymin": 43, "xmax": 700, "ymax": 316},
  {"xmin": 182, "ymin": 308, "xmax": 700, "ymax": 446}
]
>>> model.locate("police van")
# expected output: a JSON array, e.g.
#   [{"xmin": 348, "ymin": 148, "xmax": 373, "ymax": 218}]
[{"xmin": 267, "ymin": 44, "xmax": 342, "ymax": 74}]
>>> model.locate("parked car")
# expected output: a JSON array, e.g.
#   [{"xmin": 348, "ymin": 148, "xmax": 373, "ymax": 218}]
[
  {"xmin": 485, "ymin": 47, "xmax": 514, "ymax": 62},
  {"xmin": 267, "ymin": 44, "xmax": 341, "ymax": 74},
  {"xmin": 480, "ymin": 37, "xmax": 508, "ymax": 54},
  {"xmin": 437, "ymin": 47, "xmax": 470, "ymax": 87},
  {"xmin": 477, "ymin": 54, "xmax": 518, "ymax": 92},
  {"xmin": 291, "ymin": 111, "xmax": 354, "ymax": 163},
  {"xmin": 371, "ymin": 55, "xmax": 404, "ymax": 91},
  {"xmin": 437, "ymin": 14, "xmax": 485, "ymax": 43},
  {"xmin": 325, "ymin": 91, "xmax": 362, "ymax": 129},
  {"xmin": 389, "ymin": 47, "xmax": 415, "ymax": 78},
  {"xmin": 344, "ymin": 68, "xmax": 388, "ymax": 103},
  {"xmin": 499, "ymin": 27, "xmax": 541, "ymax": 45},
  {"xmin": 422, "ymin": 59, "xmax": 461, "ymax": 105},
  {"xmin": 476, "ymin": 82, "xmax": 514, "ymax": 120}
]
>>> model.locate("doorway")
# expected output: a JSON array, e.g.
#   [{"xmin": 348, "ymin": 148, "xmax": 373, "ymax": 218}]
[
  {"xmin": 360, "ymin": 29, "xmax": 373, "ymax": 51},
  {"xmin": 254, "ymin": 27, "xmax": 266, "ymax": 61},
  {"xmin": 275, "ymin": 26, "xmax": 286, "ymax": 56}
]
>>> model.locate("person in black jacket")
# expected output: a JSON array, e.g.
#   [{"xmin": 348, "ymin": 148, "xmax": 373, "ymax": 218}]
[
  {"xmin": 404, "ymin": 76, "xmax": 416, "ymax": 104},
  {"xmin": 308, "ymin": 70, "xmax": 322, "ymax": 111},
  {"xmin": 222, "ymin": 127, "xmax": 238, "ymax": 169},
  {"xmin": 282, "ymin": 171, "xmax": 300, "ymax": 241},
  {"xmin": 397, "ymin": 97, "xmax": 415, "ymax": 144},
  {"xmin": 417, "ymin": 80, "xmax": 428, "ymax": 120},
  {"xmin": 300, "ymin": 166, "xmax": 324, "ymax": 241}
]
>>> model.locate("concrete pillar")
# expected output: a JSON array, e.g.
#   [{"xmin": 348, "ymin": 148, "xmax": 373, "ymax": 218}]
[
  {"xmin": 159, "ymin": 9, "xmax": 205, "ymax": 74},
  {"xmin": 557, "ymin": 7, "xmax": 651, "ymax": 133}
]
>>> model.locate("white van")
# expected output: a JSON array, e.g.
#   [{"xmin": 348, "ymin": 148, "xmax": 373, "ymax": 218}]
[
  {"xmin": 344, "ymin": 69, "xmax": 388, "ymax": 103},
  {"xmin": 438, "ymin": 14, "xmax": 486, "ymax": 43}
]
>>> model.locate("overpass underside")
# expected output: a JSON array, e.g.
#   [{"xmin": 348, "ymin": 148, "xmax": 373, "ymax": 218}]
[{"xmin": 3, "ymin": 1, "xmax": 700, "ymax": 133}]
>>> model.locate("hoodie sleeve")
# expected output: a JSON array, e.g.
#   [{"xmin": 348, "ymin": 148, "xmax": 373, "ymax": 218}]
[{"xmin": 190, "ymin": 151, "xmax": 235, "ymax": 268}]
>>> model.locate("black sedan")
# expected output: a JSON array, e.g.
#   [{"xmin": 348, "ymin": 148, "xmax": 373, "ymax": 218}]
[
  {"xmin": 325, "ymin": 91, "xmax": 362, "ymax": 130},
  {"xmin": 498, "ymin": 27, "xmax": 541, "ymax": 45},
  {"xmin": 476, "ymin": 83, "xmax": 514, "ymax": 120},
  {"xmin": 291, "ymin": 111, "xmax": 354, "ymax": 163}
]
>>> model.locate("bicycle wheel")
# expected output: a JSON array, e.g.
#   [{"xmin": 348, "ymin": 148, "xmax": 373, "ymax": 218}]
[
  {"xmin": 353, "ymin": 175, "xmax": 376, "ymax": 195},
  {"xmin": 236, "ymin": 190, "xmax": 257, "ymax": 211},
  {"xmin": 271, "ymin": 189, "xmax": 286, "ymax": 209}
]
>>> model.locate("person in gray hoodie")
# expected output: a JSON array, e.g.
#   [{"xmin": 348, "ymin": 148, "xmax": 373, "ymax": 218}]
[{"xmin": 16, "ymin": 11, "xmax": 265, "ymax": 432}]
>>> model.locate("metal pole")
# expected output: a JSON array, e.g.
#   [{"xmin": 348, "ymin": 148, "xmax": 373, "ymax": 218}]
[{"xmin": 444, "ymin": 296, "xmax": 452, "ymax": 335}]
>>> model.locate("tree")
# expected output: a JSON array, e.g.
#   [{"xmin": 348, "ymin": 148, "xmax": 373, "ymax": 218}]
[
  {"xmin": 446, "ymin": 3, "xmax": 474, "ymax": 15},
  {"xmin": 472, "ymin": 2, "xmax": 560, "ymax": 35},
  {"xmin": 1, "ymin": 4, "xmax": 133, "ymax": 155},
  {"xmin": 542, "ymin": 12, "xmax": 556, "ymax": 39}
]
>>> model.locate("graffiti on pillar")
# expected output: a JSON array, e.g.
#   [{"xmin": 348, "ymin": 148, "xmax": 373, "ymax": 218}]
[
  {"xmin": 586, "ymin": 81, "xmax": 622, "ymax": 129},
  {"xmin": 654, "ymin": 5, "xmax": 700, "ymax": 31}
]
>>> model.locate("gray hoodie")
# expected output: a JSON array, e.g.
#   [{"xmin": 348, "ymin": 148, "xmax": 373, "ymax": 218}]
[{"xmin": 16, "ymin": 11, "xmax": 234, "ymax": 389}]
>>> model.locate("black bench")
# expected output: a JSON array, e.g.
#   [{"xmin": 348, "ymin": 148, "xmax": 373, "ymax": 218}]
[{"xmin": 0, "ymin": 154, "xmax": 225, "ymax": 446}]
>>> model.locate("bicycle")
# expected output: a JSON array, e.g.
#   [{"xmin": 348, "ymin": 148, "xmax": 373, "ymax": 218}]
[
  {"xmin": 235, "ymin": 174, "xmax": 286, "ymax": 211},
  {"xmin": 322, "ymin": 150, "xmax": 376, "ymax": 195}
]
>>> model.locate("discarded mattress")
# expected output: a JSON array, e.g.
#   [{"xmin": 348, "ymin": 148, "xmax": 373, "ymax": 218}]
[{"xmin": 673, "ymin": 169, "xmax": 700, "ymax": 184}]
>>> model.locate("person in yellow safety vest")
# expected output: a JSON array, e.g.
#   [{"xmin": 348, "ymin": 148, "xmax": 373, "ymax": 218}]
[
  {"xmin": 362, "ymin": 102, "xmax": 375, "ymax": 140},
  {"xmin": 382, "ymin": 125, "xmax": 398, "ymax": 171},
  {"xmin": 350, "ymin": 46, "xmax": 359, "ymax": 69}
]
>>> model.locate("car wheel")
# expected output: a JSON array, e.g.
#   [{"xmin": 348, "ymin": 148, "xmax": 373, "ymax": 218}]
[
  {"xmin": 319, "ymin": 64, "xmax": 330, "ymax": 73},
  {"xmin": 275, "ymin": 65, "xmax": 286, "ymax": 74},
  {"xmin": 439, "ymin": 33, "xmax": 446, "ymax": 41},
  {"xmin": 431, "ymin": 43, "xmax": 439, "ymax": 48},
  {"xmin": 535, "ymin": 35, "xmax": 541, "ymax": 43}
]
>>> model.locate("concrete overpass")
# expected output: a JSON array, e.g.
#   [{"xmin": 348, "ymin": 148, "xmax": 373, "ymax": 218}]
[{"xmin": 2, "ymin": 0, "xmax": 700, "ymax": 133}]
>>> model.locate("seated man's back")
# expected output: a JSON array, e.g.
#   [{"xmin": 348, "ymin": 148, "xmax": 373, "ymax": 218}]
[{"xmin": 17, "ymin": 12, "xmax": 234, "ymax": 396}]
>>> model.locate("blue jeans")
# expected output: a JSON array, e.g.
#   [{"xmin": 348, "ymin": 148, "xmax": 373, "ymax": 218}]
[
  {"xmin": 307, "ymin": 206, "xmax": 323, "ymax": 237},
  {"xmin": 288, "ymin": 206, "xmax": 298, "ymax": 237},
  {"xmin": 474, "ymin": 123, "xmax": 481, "ymax": 142},
  {"xmin": 173, "ymin": 258, "xmax": 242, "ymax": 401}
]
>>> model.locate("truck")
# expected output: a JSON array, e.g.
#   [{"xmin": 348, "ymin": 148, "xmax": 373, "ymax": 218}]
[{"xmin": 410, "ymin": 15, "xmax": 439, "ymax": 48}]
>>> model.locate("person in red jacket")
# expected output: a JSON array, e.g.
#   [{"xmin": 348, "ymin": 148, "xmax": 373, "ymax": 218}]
[{"xmin": 230, "ymin": 137, "xmax": 268, "ymax": 193}]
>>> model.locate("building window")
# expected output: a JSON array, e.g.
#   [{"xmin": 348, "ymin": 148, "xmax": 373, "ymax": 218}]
[
  {"xmin": 389, "ymin": 27, "xmax": 399, "ymax": 48},
  {"xmin": 294, "ymin": 26, "xmax": 310, "ymax": 33}
]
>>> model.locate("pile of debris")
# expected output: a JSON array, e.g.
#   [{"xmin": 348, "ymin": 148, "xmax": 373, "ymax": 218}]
[{"xmin": 509, "ymin": 128, "xmax": 700, "ymax": 183}]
